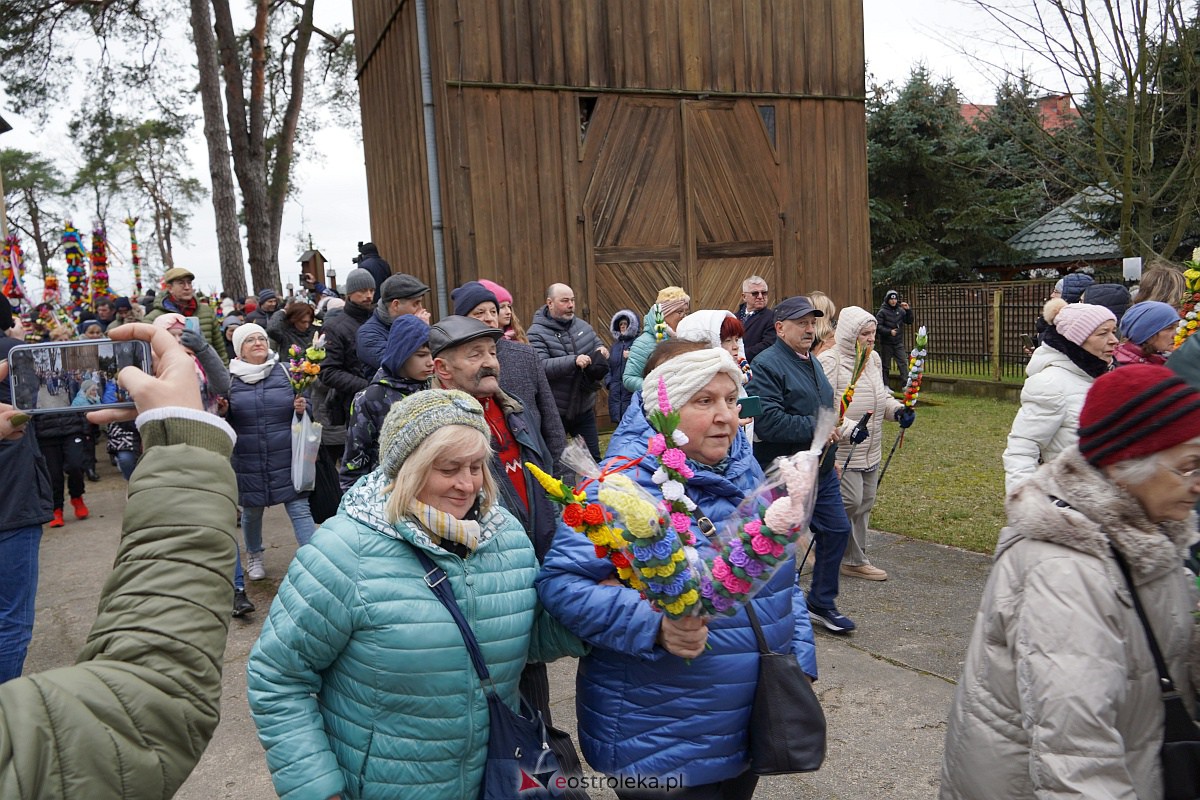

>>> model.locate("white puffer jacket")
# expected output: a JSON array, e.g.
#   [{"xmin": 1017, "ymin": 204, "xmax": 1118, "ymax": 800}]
[
  {"xmin": 818, "ymin": 306, "xmax": 904, "ymax": 470},
  {"xmin": 1002, "ymin": 344, "xmax": 1094, "ymax": 492},
  {"xmin": 941, "ymin": 449, "xmax": 1200, "ymax": 800}
]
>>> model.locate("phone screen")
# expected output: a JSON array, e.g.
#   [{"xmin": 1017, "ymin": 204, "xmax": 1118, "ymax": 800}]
[
  {"xmin": 184, "ymin": 316, "xmax": 201, "ymax": 335},
  {"xmin": 7, "ymin": 340, "xmax": 151, "ymax": 415}
]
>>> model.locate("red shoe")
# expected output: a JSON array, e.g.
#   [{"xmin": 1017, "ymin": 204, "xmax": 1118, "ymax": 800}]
[
  {"xmin": 49, "ymin": 509, "xmax": 65, "ymax": 528},
  {"xmin": 71, "ymin": 497, "xmax": 89, "ymax": 520}
]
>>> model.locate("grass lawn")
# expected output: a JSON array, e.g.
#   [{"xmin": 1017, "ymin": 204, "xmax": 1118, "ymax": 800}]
[{"xmin": 869, "ymin": 391, "xmax": 1016, "ymax": 553}]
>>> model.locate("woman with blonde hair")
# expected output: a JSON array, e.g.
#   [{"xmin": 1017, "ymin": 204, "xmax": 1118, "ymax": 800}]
[
  {"xmin": 1134, "ymin": 259, "xmax": 1186, "ymax": 307},
  {"xmin": 809, "ymin": 290, "xmax": 838, "ymax": 357},
  {"xmin": 248, "ymin": 389, "xmax": 583, "ymax": 799}
]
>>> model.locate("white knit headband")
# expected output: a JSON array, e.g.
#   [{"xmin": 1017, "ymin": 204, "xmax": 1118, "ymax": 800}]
[{"xmin": 642, "ymin": 348, "xmax": 743, "ymax": 416}]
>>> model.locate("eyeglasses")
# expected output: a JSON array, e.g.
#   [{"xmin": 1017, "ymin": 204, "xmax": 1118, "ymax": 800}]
[
  {"xmin": 243, "ymin": 335, "xmax": 269, "ymax": 344},
  {"xmin": 1162, "ymin": 463, "xmax": 1200, "ymax": 480},
  {"xmin": 747, "ymin": 290, "xmax": 768, "ymax": 297}
]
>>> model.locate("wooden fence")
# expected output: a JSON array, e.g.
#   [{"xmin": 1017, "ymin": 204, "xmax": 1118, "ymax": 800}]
[{"xmin": 872, "ymin": 276, "xmax": 1121, "ymax": 381}]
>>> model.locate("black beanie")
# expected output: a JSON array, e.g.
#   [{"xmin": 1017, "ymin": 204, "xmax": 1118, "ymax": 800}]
[
  {"xmin": 451, "ymin": 281, "xmax": 499, "ymax": 317},
  {"xmin": 0, "ymin": 298, "xmax": 13, "ymax": 332}
]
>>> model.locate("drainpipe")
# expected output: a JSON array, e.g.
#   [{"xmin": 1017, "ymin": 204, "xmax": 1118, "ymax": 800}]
[{"xmin": 415, "ymin": 0, "xmax": 448, "ymax": 317}]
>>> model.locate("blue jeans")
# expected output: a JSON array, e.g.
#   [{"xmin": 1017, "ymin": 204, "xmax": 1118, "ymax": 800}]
[
  {"xmin": 234, "ymin": 540, "xmax": 246, "ymax": 591},
  {"xmin": 0, "ymin": 526, "xmax": 43, "ymax": 683},
  {"xmin": 806, "ymin": 469, "xmax": 852, "ymax": 611},
  {"xmin": 241, "ymin": 498, "xmax": 315, "ymax": 554},
  {"xmin": 115, "ymin": 450, "xmax": 139, "ymax": 480}
]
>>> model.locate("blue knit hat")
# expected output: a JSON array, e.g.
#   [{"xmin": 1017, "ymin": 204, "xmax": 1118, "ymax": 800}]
[
  {"xmin": 382, "ymin": 314, "xmax": 431, "ymax": 377},
  {"xmin": 451, "ymin": 281, "xmax": 499, "ymax": 317},
  {"xmin": 1120, "ymin": 301, "xmax": 1181, "ymax": 346}
]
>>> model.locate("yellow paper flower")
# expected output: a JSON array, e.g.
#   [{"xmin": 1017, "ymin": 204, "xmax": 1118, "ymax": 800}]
[
  {"xmin": 671, "ymin": 549, "xmax": 686, "ymax": 563},
  {"xmin": 665, "ymin": 599, "xmax": 686, "ymax": 615}
]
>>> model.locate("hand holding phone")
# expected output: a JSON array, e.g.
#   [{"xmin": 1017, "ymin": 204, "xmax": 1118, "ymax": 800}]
[
  {"xmin": 738, "ymin": 395, "xmax": 762, "ymax": 419},
  {"xmin": 6, "ymin": 339, "xmax": 150, "ymax": 415},
  {"xmin": 184, "ymin": 317, "xmax": 201, "ymax": 335}
]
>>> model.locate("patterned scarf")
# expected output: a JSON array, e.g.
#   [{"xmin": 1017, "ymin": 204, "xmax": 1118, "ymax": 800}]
[{"xmin": 408, "ymin": 499, "xmax": 482, "ymax": 551}]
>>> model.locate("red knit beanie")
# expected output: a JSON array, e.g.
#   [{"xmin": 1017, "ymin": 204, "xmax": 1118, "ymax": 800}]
[{"xmin": 1078, "ymin": 364, "xmax": 1200, "ymax": 467}]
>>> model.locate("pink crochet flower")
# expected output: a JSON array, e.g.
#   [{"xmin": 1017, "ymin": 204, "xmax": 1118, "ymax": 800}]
[
  {"xmin": 661, "ymin": 448, "xmax": 687, "ymax": 472},
  {"xmin": 725, "ymin": 575, "xmax": 753, "ymax": 595},
  {"xmin": 750, "ymin": 534, "xmax": 774, "ymax": 555},
  {"xmin": 711, "ymin": 557, "xmax": 731, "ymax": 581},
  {"xmin": 743, "ymin": 519, "xmax": 762, "ymax": 536},
  {"xmin": 657, "ymin": 376, "xmax": 671, "ymax": 414},
  {"xmin": 771, "ymin": 542, "xmax": 786, "ymax": 558},
  {"xmin": 647, "ymin": 433, "xmax": 667, "ymax": 456},
  {"xmin": 671, "ymin": 512, "xmax": 692, "ymax": 534}
]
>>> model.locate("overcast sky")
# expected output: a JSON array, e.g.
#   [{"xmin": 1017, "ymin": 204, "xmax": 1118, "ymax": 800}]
[{"xmin": 3, "ymin": 1, "xmax": 1038, "ymax": 299}]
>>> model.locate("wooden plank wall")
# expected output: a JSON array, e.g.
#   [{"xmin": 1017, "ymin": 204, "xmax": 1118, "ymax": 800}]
[
  {"xmin": 351, "ymin": 0, "xmax": 437, "ymax": 292},
  {"xmin": 432, "ymin": 0, "xmax": 864, "ymax": 97},
  {"xmin": 352, "ymin": 0, "xmax": 870, "ymax": 326}
]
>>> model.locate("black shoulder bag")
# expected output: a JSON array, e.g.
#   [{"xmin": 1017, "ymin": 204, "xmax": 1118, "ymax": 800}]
[
  {"xmin": 1111, "ymin": 546, "xmax": 1200, "ymax": 800},
  {"xmin": 743, "ymin": 601, "xmax": 827, "ymax": 774},
  {"xmin": 414, "ymin": 548, "xmax": 561, "ymax": 800}
]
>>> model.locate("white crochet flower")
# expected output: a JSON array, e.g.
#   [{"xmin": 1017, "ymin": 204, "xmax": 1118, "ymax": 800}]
[
  {"xmin": 660, "ymin": 479, "xmax": 685, "ymax": 501},
  {"xmin": 671, "ymin": 429, "xmax": 689, "ymax": 446},
  {"xmin": 652, "ymin": 467, "xmax": 668, "ymax": 485}
]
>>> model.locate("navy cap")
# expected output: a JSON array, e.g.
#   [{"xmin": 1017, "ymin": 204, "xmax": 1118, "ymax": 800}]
[{"xmin": 774, "ymin": 296, "xmax": 824, "ymax": 321}]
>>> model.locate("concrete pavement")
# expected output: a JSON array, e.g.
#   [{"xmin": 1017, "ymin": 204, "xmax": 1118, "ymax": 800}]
[{"xmin": 23, "ymin": 462, "xmax": 993, "ymax": 799}]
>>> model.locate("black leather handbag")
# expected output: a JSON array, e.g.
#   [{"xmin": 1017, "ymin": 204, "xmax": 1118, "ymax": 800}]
[
  {"xmin": 744, "ymin": 601, "xmax": 827, "ymax": 774},
  {"xmin": 1112, "ymin": 547, "xmax": 1200, "ymax": 800},
  {"xmin": 414, "ymin": 549, "xmax": 562, "ymax": 800}
]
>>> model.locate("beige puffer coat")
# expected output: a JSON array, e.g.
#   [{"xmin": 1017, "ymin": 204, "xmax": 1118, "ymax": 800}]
[
  {"xmin": 818, "ymin": 305, "xmax": 903, "ymax": 470},
  {"xmin": 940, "ymin": 448, "xmax": 1200, "ymax": 800}
]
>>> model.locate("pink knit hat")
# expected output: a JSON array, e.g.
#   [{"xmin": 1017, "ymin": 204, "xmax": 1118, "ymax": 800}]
[
  {"xmin": 477, "ymin": 279, "xmax": 512, "ymax": 306},
  {"xmin": 1045, "ymin": 300, "xmax": 1116, "ymax": 346}
]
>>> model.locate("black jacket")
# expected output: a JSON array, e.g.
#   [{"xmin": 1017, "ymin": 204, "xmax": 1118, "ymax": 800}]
[
  {"xmin": 496, "ymin": 338, "xmax": 567, "ymax": 473},
  {"xmin": 526, "ymin": 307, "xmax": 605, "ymax": 419},
  {"xmin": 736, "ymin": 304, "xmax": 777, "ymax": 361},
  {"xmin": 318, "ymin": 300, "xmax": 374, "ymax": 425},
  {"xmin": 0, "ymin": 337, "xmax": 53, "ymax": 529},
  {"xmin": 876, "ymin": 301, "xmax": 912, "ymax": 344}
]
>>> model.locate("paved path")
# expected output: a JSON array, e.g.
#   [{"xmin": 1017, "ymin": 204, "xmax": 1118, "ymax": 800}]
[{"xmin": 24, "ymin": 463, "xmax": 993, "ymax": 799}]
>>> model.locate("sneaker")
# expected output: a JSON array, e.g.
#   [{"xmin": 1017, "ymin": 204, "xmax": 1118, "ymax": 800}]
[
  {"xmin": 841, "ymin": 563, "xmax": 888, "ymax": 581},
  {"xmin": 85, "ymin": 468, "xmax": 100, "ymax": 482},
  {"xmin": 49, "ymin": 509, "xmax": 65, "ymax": 528},
  {"xmin": 808, "ymin": 604, "xmax": 857, "ymax": 633},
  {"xmin": 246, "ymin": 551, "xmax": 266, "ymax": 581},
  {"xmin": 71, "ymin": 497, "xmax": 90, "ymax": 520},
  {"xmin": 232, "ymin": 589, "xmax": 256, "ymax": 617}
]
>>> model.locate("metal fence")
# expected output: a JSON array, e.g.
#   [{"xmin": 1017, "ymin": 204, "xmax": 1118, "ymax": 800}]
[{"xmin": 872, "ymin": 276, "xmax": 1121, "ymax": 381}]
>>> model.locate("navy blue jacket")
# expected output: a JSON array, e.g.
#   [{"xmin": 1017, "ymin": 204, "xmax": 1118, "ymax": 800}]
[
  {"xmin": 228, "ymin": 363, "xmax": 307, "ymax": 507},
  {"xmin": 536, "ymin": 400, "xmax": 816, "ymax": 784},
  {"xmin": 355, "ymin": 307, "xmax": 393, "ymax": 373},
  {"xmin": 736, "ymin": 303, "xmax": 777, "ymax": 362},
  {"xmin": 746, "ymin": 338, "xmax": 837, "ymax": 473},
  {"xmin": 604, "ymin": 309, "xmax": 639, "ymax": 424}
]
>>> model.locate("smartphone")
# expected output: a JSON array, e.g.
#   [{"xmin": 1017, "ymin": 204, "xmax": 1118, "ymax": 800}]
[
  {"xmin": 1020, "ymin": 333, "xmax": 1038, "ymax": 350},
  {"xmin": 184, "ymin": 316, "xmax": 201, "ymax": 335},
  {"xmin": 738, "ymin": 395, "xmax": 763, "ymax": 419},
  {"xmin": 6, "ymin": 340, "xmax": 151, "ymax": 415}
]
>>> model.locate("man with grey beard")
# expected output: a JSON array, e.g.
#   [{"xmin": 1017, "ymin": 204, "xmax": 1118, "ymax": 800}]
[{"xmin": 428, "ymin": 315, "xmax": 588, "ymax": 794}]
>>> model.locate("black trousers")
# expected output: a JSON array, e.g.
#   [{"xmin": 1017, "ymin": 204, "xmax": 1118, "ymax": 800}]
[
  {"xmin": 308, "ymin": 444, "xmax": 343, "ymax": 524},
  {"xmin": 520, "ymin": 661, "xmax": 590, "ymax": 799},
  {"xmin": 880, "ymin": 338, "xmax": 907, "ymax": 386},
  {"xmin": 614, "ymin": 770, "xmax": 758, "ymax": 800},
  {"xmin": 38, "ymin": 435, "xmax": 86, "ymax": 510}
]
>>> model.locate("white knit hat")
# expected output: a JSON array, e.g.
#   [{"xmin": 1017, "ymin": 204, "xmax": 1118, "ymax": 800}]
[
  {"xmin": 233, "ymin": 322, "xmax": 268, "ymax": 358},
  {"xmin": 642, "ymin": 347, "xmax": 743, "ymax": 416}
]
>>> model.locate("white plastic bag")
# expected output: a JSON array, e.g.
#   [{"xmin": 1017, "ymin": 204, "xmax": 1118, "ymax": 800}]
[{"xmin": 291, "ymin": 411, "xmax": 322, "ymax": 492}]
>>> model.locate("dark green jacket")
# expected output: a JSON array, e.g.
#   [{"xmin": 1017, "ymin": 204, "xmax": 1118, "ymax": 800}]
[
  {"xmin": 0, "ymin": 416, "xmax": 238, "ymax": 798},
  {"xmin": 146, "ymin": 295, "xmax": 228, "ymax": 363}
]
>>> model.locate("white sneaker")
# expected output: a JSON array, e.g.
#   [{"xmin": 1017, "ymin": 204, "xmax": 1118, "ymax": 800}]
[{"xmin": 247, "ymin": 551, "xmax": 266, "ymax": 581}]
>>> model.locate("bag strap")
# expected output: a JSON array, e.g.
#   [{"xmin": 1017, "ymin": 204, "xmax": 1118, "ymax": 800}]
[
  {"xmin": 744, "ymin": 536, "xmax": 817, "ymax": 657},
  {"xmin": 412, "ymin": 547, "xmax": 495, "ymax": 690},
  {"xmin": 1109, "ymin": 545, "xmax": 1178, "ymax": 695}
]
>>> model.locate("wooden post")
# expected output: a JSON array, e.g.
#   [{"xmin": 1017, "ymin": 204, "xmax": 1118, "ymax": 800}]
[{"xmin": 992, "ymin": 289, "xmax": 1003, "ymax": 382}]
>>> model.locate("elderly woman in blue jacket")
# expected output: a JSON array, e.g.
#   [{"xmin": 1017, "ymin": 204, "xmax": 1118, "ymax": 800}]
[
  {"xmin": 247, "ymin": 390, "xmax": 584, "ymax": 800},
  {"xmin": 224, "ymin": 322, "xmax": 315, "ymax": 582},
  {"xmin": 538, "ymin": 340, "xmax": 818, "ymax": 799}
]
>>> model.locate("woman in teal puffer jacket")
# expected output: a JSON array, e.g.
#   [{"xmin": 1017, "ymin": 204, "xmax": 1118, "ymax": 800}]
[{"xmin": 247, "ymin": 389, "xmax": 585, "ymax": 800}]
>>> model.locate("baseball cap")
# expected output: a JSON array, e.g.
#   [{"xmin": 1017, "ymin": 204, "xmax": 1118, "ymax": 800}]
[{"xmin": 774, "ymin": 296, "xmax": 824, "ymax": 321}]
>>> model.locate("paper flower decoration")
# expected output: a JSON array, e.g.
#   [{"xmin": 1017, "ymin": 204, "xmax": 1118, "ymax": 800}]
[
  {"xmin": 286, "ymin": 333, "xmax": 326, "ymax": 393},
  {"xmin": 903, "ymin": 326, "xmax": 928, "ymax": 408}
]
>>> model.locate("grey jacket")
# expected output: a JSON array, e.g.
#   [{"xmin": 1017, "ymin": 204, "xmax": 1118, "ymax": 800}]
[
  {"xmin": 940, "ymin": 448, "xmax": 1200, "ymax": 800},
  {"xmin": 497, "ymin": 337, "xmax": 566, "ymax": 473}
]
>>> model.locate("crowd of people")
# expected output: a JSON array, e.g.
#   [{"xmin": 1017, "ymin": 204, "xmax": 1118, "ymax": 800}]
[{"xmin": 1, "ymin": 248, "xmax": 1198, "ymax": 799}]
